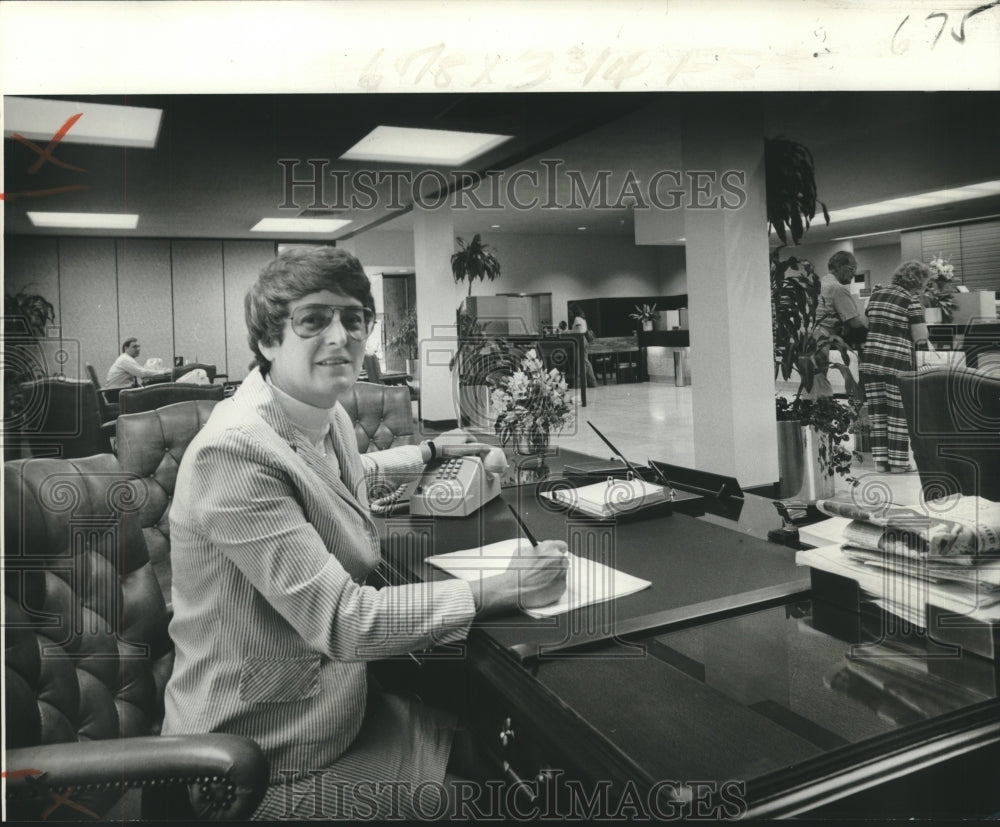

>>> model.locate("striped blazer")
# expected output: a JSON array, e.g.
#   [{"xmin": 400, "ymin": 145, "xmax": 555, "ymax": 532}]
[{"xmin": 161, "ymin": 369, "xmax": 476, "ymax": 780}]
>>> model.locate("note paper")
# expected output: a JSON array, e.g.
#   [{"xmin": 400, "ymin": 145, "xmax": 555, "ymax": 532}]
[
  {"xmin": 426, "ymin": 538, "xmax": 651, "ymax": 618},
  {"xmin": 539, "ymin": 478, "xmax": 667, "ymax": 519}
]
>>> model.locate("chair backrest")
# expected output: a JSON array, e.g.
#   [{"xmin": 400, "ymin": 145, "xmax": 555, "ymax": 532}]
[
  {"xmin": 362, "ymin": 353, "xmax": 384, "ymax": 383},
  {"xmin": 13, "ymin": 377, "xmax": 110, "ymax": 458},
  {"xmin": 4, "ymin": 455, "xmax": 174, "ymax": 785},
  {"xmin": 340, "ymin": 381, "xmax": 416, "ymax": 453},
  {"xmin": 85, "ymin": 362, "xmax": 121, "ymax": 421},
  {"xmin": 171, "ymin": 362, "xmax": 217, "ymax": 383},
  {"xmin": 85, "ymin": 362, "xmax": 102, "ymax": 388},
  {"xmin": 119, "ymin": 381, "xmax": 224, "ymax": 415},
  {"xmin": 899, "ymin": 366, "xmax": 1000, "ymax": 502},
  {"xmin": 116, "ymin": 399, "xmax": 222, "ymax": 603}
]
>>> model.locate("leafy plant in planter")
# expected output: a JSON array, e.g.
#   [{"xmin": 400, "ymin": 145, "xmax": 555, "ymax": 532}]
[
  {"xmin": 388, "ymin": 307, "xmax": 419, "ymax": 364},
  {"xmin": 4, "ymin": 288, "xmax": 57, "ymax": 459},
  {"xmin": 771, "ymin": 249, "xmax": 864, "ymax": 487},
  {"xmin": 628, "ymin": 303, "xmax": 660, "ymax": 329},
  {"xmin": 765, "ymin": 135, "xmax": 830, "ymax": 246},
  {"xmin": 770, "ymin": 248, "xmax": 862, "ymax": 400},
  {"xmin": 776, "ymin": 395, "xmax": 863, "ymax": 482},
  {"xmin": 450, "ymin": 307, "xmax": 523, "ymax": 428},
  {"xmin": 451, "ymin": 234, "xmax": 501, "ymax": 297}
]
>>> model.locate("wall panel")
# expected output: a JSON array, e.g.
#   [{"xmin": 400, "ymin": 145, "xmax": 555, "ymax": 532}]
[
  {"xmin": 57, "ymin": 238, "xmax": 119, "ymax": 381},
  {"xmin": 222, "ymin": 240, "xmax": 275, "ymax": 380},
  {"xmin": 4, "ymin": 236, "xmax": 61, "ymax": 326},
  {"xmin": 116, "ymin": 239, "xmax": 174, "ymax": 379},
  {"xmin": 171, "ymin": 240, "xmax": 226, "ymax": 372}
]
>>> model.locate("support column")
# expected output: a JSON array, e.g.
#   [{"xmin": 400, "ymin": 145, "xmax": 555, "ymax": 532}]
[
  {"xmin": 682, "ymin": 106, "xmax": 778, "ymax": 488},
  {"xmin": 412, "ymin": 205, "xmax": 462, "ymax": 424}
]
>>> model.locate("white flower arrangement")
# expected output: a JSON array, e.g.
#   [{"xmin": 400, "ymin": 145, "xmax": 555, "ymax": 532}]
[
  {"xmin": 922, "ymin": 253, "xmax": 957, "ymax": 320},
  {"xmin": 491, "ymin": 349, "xmax": 574, "ymax": 452},
  {"xmin": 928, "ymin": 254, "xmax": 955, "ymax": 282}
]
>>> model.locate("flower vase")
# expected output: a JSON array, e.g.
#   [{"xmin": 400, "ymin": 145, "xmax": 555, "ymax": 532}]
[
  {"xmin": 514, "ymin": 429, "xmax": 550, "ymax": 466},
  {"xmin": 642, "ymin": 320, "xmax": 653, "ymax": 332},
  {"xmin": 923, "ymin": 307, "xmax": 942, "ymax": 325}
]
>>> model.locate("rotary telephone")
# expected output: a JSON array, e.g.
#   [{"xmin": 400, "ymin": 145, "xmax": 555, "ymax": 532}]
[{"xmin": 370, "ymin": 455, "xmax": 502, "ymax": 518}]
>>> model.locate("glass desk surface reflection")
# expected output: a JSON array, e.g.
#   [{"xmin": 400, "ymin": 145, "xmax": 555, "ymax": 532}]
[{"xmin": 530, "ymin": 597, "xmax": 998, "ymax": 795}]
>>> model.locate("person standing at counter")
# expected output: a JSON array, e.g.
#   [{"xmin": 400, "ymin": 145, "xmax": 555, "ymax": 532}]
[
  {"xmin": 569, "ymin": 303, "xmax": 598, "ymax": 388},
  {"xmin": 810, "ymin": 251, "xmax": 868, "ymax": 397},
  {"xmin": 161, "ymin": 246, "xmax": 568, "ymax": 820},
  {"xmin": 104, "ymin": 337, "xmax": 165, "ymax": 388},
  {"xmin": 860, "ymin": 260, "xmax": 934, "ymax": 474}
]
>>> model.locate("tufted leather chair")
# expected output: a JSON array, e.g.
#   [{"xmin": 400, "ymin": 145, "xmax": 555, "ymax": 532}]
[
  {"xmin": 13, "ymin": 377, "xmax": 112, "ymax": 459},
  {"xmin": 4, "ymin": 453, "xmax": 268, "ymax": 820},
  {"xmin": 340, "ymin": 381, "xmax": 417, "ymax": 453},
  {"xmin": 115, "ymin": 399, "xmax": 221, "ymax": 606},
  {"xmin": 119, "ymin": 382, "xmax": 224, "ymax": 416},
  {"xmin": 899, "ymin": 365, "xmax": 1000, "ymax": 502}
]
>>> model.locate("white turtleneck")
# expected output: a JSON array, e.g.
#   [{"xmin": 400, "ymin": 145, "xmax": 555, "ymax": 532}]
[{"xmin": 266, "ymin": 375, "xmax": 341, "ymax": 476}]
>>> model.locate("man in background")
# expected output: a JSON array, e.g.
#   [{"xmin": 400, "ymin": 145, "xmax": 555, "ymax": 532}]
[
  {"xmin": 810, "ymin": 251, "xmax": 867, "ymax": 397},
  {"xmin": 105, "ymin": 338, "xmax": 164, "ymax": 388}
]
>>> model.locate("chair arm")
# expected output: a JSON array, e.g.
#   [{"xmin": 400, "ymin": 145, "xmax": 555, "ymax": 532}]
[{"xmin": 5, "ymin": 734, "xmax": 269, "ymax": 821}]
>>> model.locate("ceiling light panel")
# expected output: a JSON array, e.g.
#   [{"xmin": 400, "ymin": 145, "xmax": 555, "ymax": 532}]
[
  {"xmin": 339, "ymin": 126, "xmax": 513, "ymax": 166},
  {"xmin": 827, "ymin": 180, "xmax": 1000, "ymax": 223},
  {"xmin": 251, "ymin": 218, "xmax": 352, "ymax": 233},
  {"xmin": 27, "ymin": 212, "xmax": 139, "ymax": 229},
  {"xmin": 4, "ymin": 97, "xmax": 162, "ymax": 149}
]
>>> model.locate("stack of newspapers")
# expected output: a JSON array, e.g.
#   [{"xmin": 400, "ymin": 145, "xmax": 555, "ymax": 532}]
[{"xmin": 796, "ymin": 494, "xmax": 1000, "ymax": 627}]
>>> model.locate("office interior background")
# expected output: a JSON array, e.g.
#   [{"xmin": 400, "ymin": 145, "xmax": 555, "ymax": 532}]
[{"xmin": 4, "ymin": 92, "xmax": 1000, "ymax": 488}]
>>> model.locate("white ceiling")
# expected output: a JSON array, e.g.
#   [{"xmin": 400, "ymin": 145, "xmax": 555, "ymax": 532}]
[{"xmin": 4, "ymin": 92, "xmax": 999, "ymax": 247}]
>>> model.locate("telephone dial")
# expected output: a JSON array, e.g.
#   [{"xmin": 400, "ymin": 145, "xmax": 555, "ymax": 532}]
[{"xmin": 370, "ymin": 455, "xmax": 502, "ymax": 517}]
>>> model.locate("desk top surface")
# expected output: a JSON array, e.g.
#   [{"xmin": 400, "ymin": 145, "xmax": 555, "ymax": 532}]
[
  {"xmin": 378, "ymin": 450, "xmax": 998, "ymax": 815},
  {"xmin": 383, "ymin": 473, "xmax": 807, "ymax": 659}
]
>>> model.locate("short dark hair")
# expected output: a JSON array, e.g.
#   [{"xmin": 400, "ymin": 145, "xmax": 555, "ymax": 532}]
[
  {"xmin": 828, "ymin": 251, "xmax": 855, "ymax": 271},
  {"xmin": 245, "ymin": 246, "xmax": 374, "ymax": 372},
  {"xmin": 892, "ymin": 260, "xmax": 931, "ymax": 291},
  {"xmin": 568, "ymin": 303, "xmax": 585, "ymax": 320},
  {"xmin": 122, "ymin": 337, "xmax": 138, "ymax": 352}
]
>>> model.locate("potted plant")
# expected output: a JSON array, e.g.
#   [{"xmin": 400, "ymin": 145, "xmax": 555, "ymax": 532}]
[
  {"xmin": 4, "ymin": 288, "xmax": 56, "ymax": 460},
  {"xmin": 450, "ymin": 307, "xmax": 521, "ymax": 429},
  {"xmin": 920, "ymin": 254, "xmax": 957, "ymax": 323},
  {"xmin": 771, "ymin": 249, "xmax": 864, "ymax": 496},
  {"xmin": 765, "ymin": 135, "xmax": 830, "ymax": 246},
  {"xmin": 628, "ymin": 303, "xmax": 660, "ymax": 332},
  {"xmin": 451, "ymin": 233, "xmax": 501, "ymax": 297},
  {"xmin": 387, "ymin": 307, "xmax": 419, "ymax": 375},
  {"xmin": 775, "ymin": 395, "xmax": 862, "ymax": 498},
  {"xmin": 491, "ymin": 348, "xmax": 574, "ymax": 462}
]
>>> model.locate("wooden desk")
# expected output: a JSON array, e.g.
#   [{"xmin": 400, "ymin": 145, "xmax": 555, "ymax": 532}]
[{"xmin": 376, "ymin": 458, "xmax": 1000, "ymax": 819}]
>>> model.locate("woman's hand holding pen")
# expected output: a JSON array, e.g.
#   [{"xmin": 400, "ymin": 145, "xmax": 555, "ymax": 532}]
[{"xmin": 475, "ymin": 539, "xmax": 569, "ymax": 617}]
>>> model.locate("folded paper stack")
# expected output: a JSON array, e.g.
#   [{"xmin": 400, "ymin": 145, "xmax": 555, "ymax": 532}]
[{"xmin": 796, "ymin": 494, "xmax": 1000, "ymax": 626}]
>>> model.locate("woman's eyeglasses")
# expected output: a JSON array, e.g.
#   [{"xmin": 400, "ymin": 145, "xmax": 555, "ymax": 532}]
[{"xmin": 290, "ymin": 304, "xmax": 375, "ymax": 340}]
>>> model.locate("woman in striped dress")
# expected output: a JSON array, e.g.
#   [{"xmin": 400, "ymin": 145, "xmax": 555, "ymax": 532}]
[
  {"xmin": 162, "ymin": 246, "xmax": 568, "ymax": 820},
  {"xmin": 859, "ymin": 261, "xmax": 934, "ymax": 473}
]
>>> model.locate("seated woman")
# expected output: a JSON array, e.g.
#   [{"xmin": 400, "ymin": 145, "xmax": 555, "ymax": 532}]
[{"xmin": 161, "ymin": 246, "xmax": 568, "ymax": 820}]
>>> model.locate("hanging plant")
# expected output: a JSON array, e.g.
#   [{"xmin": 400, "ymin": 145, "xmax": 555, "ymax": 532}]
[
  {"xmin": 451, "ymin": 234, "xmax": 501, "ymax": 297},
  {"xmin": 765, "ymin": 135, "xmax": 830, "ymax": 246}
]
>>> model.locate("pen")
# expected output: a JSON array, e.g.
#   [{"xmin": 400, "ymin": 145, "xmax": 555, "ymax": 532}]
[
  {"xmin": 586, "ymin": 421, "xmax": 644, "ymax": 481},
  {"xmin": 648, "ymin": 459, "xmax": 678, "ymax": 501},
  {"xmin": 507, "ymin": 503, "xmax": 539, "ymax": 547}
]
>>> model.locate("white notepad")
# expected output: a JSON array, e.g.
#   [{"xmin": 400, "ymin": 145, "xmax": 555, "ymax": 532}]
[
  {"xmin": 539, "ymin": 478, "xmax": 667, "ymax": 519},
  {"xmin": 426, "ymin": 538, "xmax": 652, "ymax": 618}
]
